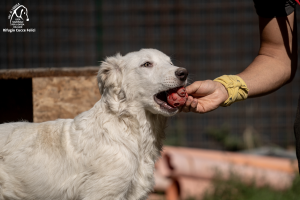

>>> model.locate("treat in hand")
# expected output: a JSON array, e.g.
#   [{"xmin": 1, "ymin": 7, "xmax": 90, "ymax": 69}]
[{"xmin": 167, "ymin": 87, "xmax": 188, "ymax": 107}]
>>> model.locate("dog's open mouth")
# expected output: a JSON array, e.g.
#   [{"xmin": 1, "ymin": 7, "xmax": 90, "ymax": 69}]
[{"xmin": 154, "ymin": 89, "xmax": 179, "ymax": 112}]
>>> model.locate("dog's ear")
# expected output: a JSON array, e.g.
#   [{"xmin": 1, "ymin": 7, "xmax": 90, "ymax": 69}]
[{"xmin": 97, "ymin": 53, "xmax": 123, "ymax": 95}]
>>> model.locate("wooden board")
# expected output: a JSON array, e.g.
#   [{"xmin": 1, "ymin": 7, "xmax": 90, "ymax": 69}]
[
  {"xmin": 33, "ymin": 76, "xmax": 101, "ymax": 122},
  {"xmin": 0, "ymin": 67, "xmax": 99, "ymax": 79}
]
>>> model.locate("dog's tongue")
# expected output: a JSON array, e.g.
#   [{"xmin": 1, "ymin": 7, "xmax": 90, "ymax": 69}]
[{"xmin": 167, "ymin": 87, "xmax": 188, "ymax": 108}]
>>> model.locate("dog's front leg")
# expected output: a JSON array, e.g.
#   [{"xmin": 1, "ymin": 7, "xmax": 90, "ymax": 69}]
[
  {"xmin": 82, "ymin": 185, "xmax": 129, "ymax": 200},
  {"xmin": 81, "ymin": 152, "xmax": 139, "ymax": 200},
  {"xmin": 126, "ymin": 168, "xmax": 155, "ymax": 200}
]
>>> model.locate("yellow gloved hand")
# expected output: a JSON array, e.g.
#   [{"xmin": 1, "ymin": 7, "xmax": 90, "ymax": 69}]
[{"xmin": 214, "ymin": 75, "xmax": 249, "ymax": 107}]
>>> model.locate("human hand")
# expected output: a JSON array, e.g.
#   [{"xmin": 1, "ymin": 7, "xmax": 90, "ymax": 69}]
[{"xmin": 181, "ymin": 80, "xmax": 229, "ymax": 113}]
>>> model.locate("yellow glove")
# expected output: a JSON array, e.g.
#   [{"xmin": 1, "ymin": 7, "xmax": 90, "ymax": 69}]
[{"xmin": 214, "ymin": 75, "xmax": 249, "ymax": 107}]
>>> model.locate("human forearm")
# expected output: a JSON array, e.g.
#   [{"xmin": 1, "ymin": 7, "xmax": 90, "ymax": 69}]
[
  {"xmin": 238, "ymin": 13, "xmax": 297, "ymax": 97},
  {"xmin": 237, "ymin": 53, "xmax": 296, "ymax": 97},
  {"xmin": 183, "ymin": 12, "xmax": 297, "ymax": 113}
]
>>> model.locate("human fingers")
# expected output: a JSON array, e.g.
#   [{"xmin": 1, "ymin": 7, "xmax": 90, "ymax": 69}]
[
  {"xmin": 181, "ymin": 96, "xmax": 193, "ymax": 112},
  {"xmin": 188, "ymin": 98, "xmax": 203, "ymax": 113},
  {"xmin": 186, "ymin": 80, "xmax": 218, "ymax": 97},
  {"xmin": 190, "ymin": 99, "xmax": 198, "ymax": 109},
  {"xmin": 185, "ymin": 81, "xmax": 203, "ymax": 95}
]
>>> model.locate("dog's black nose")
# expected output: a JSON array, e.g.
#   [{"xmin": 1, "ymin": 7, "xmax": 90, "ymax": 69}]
[{"xmin": 175, "ymin": 68, "xmax": 188, "ymax": 81}]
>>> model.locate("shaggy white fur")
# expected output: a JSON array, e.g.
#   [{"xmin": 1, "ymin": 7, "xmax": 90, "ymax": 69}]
[{"xmin": 0, "ymin": 49, "xmax": 188, "ymax": 200}]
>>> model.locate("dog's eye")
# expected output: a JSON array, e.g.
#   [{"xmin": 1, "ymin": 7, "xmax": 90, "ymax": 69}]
[{"xmin": 141, "ymin": 62, "xmax": 152, "ymax": 67}]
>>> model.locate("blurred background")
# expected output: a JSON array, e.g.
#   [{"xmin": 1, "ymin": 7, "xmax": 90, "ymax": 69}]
[
  {"xmin": 1, "ymin": 0, "xmax": 300, "ymax": 151},
  {"xmin": 1, "ymin": 1, "xmax": 300, "ymax": 199}
]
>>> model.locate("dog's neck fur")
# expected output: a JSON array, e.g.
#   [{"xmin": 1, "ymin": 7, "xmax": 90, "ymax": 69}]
[
  {"xmin": 68, "ymin": 95, "xmax": 167, "ymax": 198},
  {"xmin": 72, "ymin": 94, "xmax": 167, "ymax": 163}
]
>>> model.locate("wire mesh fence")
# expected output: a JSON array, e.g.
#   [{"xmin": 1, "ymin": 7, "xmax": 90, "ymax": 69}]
[
  {"xmin": 0, "ymin": 0, "xmax": 96, "ymax": 69},
  {"xmin": 100, "ymin": 0, "xmax": 300, "ymax": 150},
  {"xmin": 1, "ymin": 0, "xmax": 300, "ymax": 150}
]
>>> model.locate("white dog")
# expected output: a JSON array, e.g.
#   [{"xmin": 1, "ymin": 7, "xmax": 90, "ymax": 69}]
[{"xmin": 0, "ymin": 49, "xmax": 188, "ymax": 200}]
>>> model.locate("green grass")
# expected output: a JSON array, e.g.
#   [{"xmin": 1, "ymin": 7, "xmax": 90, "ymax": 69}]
[{"xmin": 188, "ymin": 174, "xmax": 300, "ymax": 200}]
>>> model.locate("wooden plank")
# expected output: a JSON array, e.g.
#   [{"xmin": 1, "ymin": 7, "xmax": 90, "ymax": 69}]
[
  {"xmin": 0, "ymin": 67, "xmax": 99, "ymax": 79},
  {"xmin": 32, "ymin": 76, "xmax": 101, "ymax": 122}
]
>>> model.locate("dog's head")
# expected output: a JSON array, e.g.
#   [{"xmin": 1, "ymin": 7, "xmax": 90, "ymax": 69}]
[{"xmin": 97, "ymin": 49, "xmax": 188, "ymax": 117}]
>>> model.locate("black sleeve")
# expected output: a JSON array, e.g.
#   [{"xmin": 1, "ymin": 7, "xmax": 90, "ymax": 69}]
[{"xmin": 253, "ymin": 0, "xmax": 297, "ymax": 18}]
